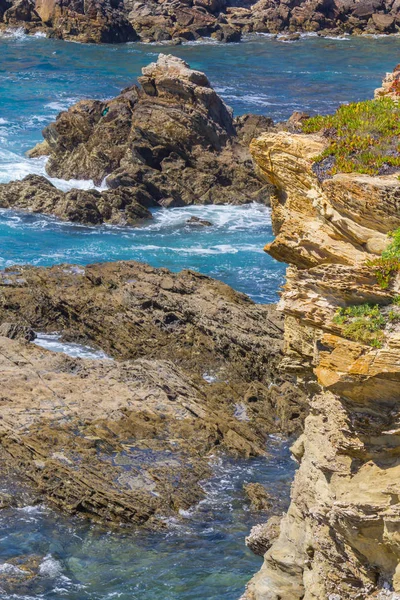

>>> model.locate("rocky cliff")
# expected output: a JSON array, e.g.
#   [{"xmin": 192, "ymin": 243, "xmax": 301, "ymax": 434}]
[
  {"xmin": 1, "ymin": 0, "xmax": 400, "ymax": 42},
  {"xmin": 243, "ymin": 93, "xmax": 400, "ymax": 598}
]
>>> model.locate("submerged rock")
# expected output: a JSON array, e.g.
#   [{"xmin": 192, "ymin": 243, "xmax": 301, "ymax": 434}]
[
  {"xmin": 0, "ymin": 261, "xmax": 305, "ymax": 526},
  {"xmin": 243, "ymin": 482, "xmax": 272, "ymax": 510}
]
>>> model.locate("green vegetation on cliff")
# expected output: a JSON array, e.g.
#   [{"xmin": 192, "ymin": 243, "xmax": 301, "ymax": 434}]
[
  {"xmin": 333, "ymin": 298, "xmax": 400, "ymax": 347},
  {"xmin": 367, "ymin": 227, "xmax": 400, "ymax": 288},
  {"xmin": 303, "ymin": 98, "xmax": 400, "ymax": 176},
  {"xmin": 333, "ymin": 303, "xmax": 386, "ymax": 347}
]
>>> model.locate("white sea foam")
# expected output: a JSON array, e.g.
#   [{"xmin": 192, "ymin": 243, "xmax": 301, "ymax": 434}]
[
  {"xmin": 148, "ymin": 203, "xmax": 271, "ymax": 231},
  {"xmin": 0, "ymin": 150, "xmax": 106, "ymax": 192},
  {"xmin": 2, "ymin": 27, "xmax": 27, "ymax": 39},
  {"xmin": 39, "ymin": 555, "xmax": 63, "ymax": 578},
  {"xmin": 33, "ymin": 333, "xmax": 112, "ymax": 360}
]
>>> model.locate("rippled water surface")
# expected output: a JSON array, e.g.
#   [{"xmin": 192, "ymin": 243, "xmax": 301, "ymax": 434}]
[
  {"xmin": 0, "ymin": 437, "xmax": 295, "ymax": 600},
  {"xmin": 0, "ymin": 203, "xmax": 282, "ymax": 303},
  {"xmin": 1, "ymin": 30, "xmax": 399, "ymax": 599}
]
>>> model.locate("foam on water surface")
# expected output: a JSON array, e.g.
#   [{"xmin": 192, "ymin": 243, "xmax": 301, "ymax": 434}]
[
  {"xmin": 33, "ymin": 333, "xmax": 111, "ymax": 360},
  {"xmin": 0, "ymin": 204, "xmax": 283, "ymax": 303},
  {"xmin": 0, "ymin": 436, "xmax": 295, "ymax": 600}
]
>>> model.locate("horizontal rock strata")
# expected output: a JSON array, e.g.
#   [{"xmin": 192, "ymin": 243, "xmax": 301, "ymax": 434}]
[
  {"xmin": 0, "ymin": 260, "xmax": 306, "ymax": 525},
  {"xmin": 243, "ymin": 121, "xmax": 400, "ymax": 598}
]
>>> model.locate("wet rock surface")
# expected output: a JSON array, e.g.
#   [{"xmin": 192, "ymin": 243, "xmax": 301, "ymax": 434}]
[
  {"xmin": 243, "ymin": 482, "xmax": 272, "ymax": 511},
  {"xmin": 0, "ymin": 260, "xmax": 306, "ymax": 527},
  {"xmin": 0, "ymin": 175, "xmax": 153, "ymax": 226},
  {"xmin": 1, "ymin": 0, "xmax": 400, "ymax": 41}
]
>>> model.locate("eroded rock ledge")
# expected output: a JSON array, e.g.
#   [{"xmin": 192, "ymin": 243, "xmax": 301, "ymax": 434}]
[
  {"xmin": 0, "ymin": 261, "xmax": 306, "ymax": 526},
  {"xmin": 243, "ymin": 120, "xmax": 400, "ymax": 597}
]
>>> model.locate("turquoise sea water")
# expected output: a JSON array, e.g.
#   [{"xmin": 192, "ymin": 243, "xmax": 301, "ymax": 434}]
[
  {"xmin": 1, "ymin": 31, "xmax": 400, "ymax": 599},
  {"xmin": 0, "ymin": 437, "xmax": 295, "ymax": 600},
  {"xmin": 1, "ymin": 32, "xmax": 400, "ymax": 302}
]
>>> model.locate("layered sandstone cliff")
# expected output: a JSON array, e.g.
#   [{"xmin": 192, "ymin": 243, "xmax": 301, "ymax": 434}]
[{"xmin": 243, "ymin": 125, "xmax": 400, "ymax": 598}]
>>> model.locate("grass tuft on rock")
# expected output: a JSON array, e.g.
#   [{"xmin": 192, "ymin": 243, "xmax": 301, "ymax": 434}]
[
  {"xmin": 302, "ymin": 98, "xmax": 400, "ymax": 176},
  {"xmin": 333, "ymin": 304, "xmax": 386, "ymax": 347},
  {"xmin": 333, "ymin": 301, "xmax": 400, "ymax": 347},
  {"xmin": 366, "ymin": 227, "xmax": 400, "ymax": 288}
]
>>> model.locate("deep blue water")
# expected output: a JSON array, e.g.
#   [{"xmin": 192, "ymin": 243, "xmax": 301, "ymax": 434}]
[{"xmin": 1, "ymin": 30, "xmax": 400, "ymax": 600}]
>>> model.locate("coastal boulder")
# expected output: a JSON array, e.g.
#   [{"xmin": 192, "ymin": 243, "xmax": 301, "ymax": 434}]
[
  {"xmin": 0, "ymin": 175, "xmax": 153, "ymax": 225},
  {"xmin": 27, "ymin": 55, "xmax": 271, "ymax": 209}
]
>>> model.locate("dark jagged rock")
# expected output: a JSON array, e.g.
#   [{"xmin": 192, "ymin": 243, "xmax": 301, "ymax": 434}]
[
  {"xmin": 0, "ymin": 174, "xmax": 153, "ymax": 225},
  {"xmin": 186, "ymin": 216, "xmax": 213, "ymax": 226},
  {"xmin": 23, "ymin": 55, "xmax": 272, "ymax": 219},
  {"xmin": 0, "ymin": 322, "xmax": 36, "ymax": 341}
]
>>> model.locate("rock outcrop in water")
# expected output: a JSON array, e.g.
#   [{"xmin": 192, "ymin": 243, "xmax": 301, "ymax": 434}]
[
  {"xmin": 0, "ymin": 261, "xmax": 306, "ymax": 526},
  {"xmin": 243, "ymin": 91, "xmax": 400, "ymax": 598},
  {"xmin": 1, "ymin": 0, "xmax": 400, "ymax": 41},
  {"xmin": 7, "ymin": 55, "xmax": 270, "ymax": 224},
  {"xmin": 0, "ymin": 174, "xmax": 153, "ymax": 225}
]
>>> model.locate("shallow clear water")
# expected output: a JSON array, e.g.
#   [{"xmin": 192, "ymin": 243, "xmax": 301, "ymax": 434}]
[
  {"xmin": 0, "ymin": 436, "xmax": 295, "ymax": 600},
  {"xmin": 1, "ymin": 30, "xmax": 399, "ymax": 600}
]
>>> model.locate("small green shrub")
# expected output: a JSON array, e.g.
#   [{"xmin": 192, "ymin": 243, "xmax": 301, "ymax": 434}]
[
  {"xmin": 333, "ymin": 304, "xmax": 386, "ymax": 347},
  {"xmin": 366, "ymin": 227, "xmax": 400, "ymax": 289},
  {"xmin": 302, "ymin": 98, "xmax": 400, "ymax": 176}
]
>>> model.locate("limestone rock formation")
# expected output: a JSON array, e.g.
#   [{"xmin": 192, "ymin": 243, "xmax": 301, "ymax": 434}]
[
  {"xmin": 243, "ymin": 120, "xmax": 400, "ymax": 597},
  {"xmin": 246, "ymin": 515, "xmax": 282, "ymax": 556},
  {"xmin": 0, "ymin": 261, "xmax": 306, "ymax": 525}
]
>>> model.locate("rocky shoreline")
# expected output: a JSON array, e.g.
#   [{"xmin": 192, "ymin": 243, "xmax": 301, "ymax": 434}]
[
  {"xmin": 242, "ymin": 69, "xmax": 400, "ymax": 599},
  {"xmin": 1, "ymin": 0, "xmax": 400, "ymax": 44},
  {"xmin": 0, "ymin": 260, "xmax": 305, "ymax": 526}
]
